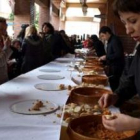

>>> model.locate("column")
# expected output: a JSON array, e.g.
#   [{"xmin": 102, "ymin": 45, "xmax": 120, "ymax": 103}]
[{"xmin": 14, "ymin": 0, "xmax": 31, "ymax": 37}]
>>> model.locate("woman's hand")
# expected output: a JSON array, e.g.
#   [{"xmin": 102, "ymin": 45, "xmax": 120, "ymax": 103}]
[
  {"xmin": 102, "ymin": 113, "xmax": 140, "ymax": 132},
  {"xmin": 98, "ymin": 94, "xmax": 118, "ymax": 108}
]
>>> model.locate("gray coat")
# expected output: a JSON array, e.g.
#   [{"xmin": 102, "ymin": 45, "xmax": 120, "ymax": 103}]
[{"xmin": 0, "ymin": 47, "xmax": 12, "ymax": 85}]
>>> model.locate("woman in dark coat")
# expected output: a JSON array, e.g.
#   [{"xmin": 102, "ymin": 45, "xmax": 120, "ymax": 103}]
[
  {"xmin": 21, "ymin": 25, "xmax": 44, "ymax": 73},
  {"xmin": 41, "ymin": 22, "xmax": 66, "ymax": 61},
  {"xmin": 90, "ymin": 34, "xmax": 105, "ymax": 57},
  {"xmin": 41, "ymin": 22, "xmax": 54, "ymax": 63}
]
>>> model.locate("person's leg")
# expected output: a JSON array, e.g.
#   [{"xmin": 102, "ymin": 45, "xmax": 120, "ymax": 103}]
[{"xmin": 109, "ymin": 75, "xmax": 120, "ymax": 92}]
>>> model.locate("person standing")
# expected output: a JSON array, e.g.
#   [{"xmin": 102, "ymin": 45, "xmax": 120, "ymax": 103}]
[
  {"xmin": 99, "ymin": 26, "xmax": 125, "ymax": 91},
  {"xmin": 0, "ymin": 17, "xmax": 12, "ymax": 84},
  {"xmin": 21, "ymin": 25, "xmax": 44, "ymax": 73},
  {"xmin": 90, "ymin": 34, "xmax": 106, "ymax": 57}
]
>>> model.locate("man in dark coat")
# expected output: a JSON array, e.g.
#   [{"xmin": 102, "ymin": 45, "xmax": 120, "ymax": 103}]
[{"xmin": 99, "ymin": 26, "xmax": 125, "ymax": 91}]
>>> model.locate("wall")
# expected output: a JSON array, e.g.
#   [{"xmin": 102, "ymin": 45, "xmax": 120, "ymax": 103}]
[
  {"xmin": 14, "ymin": 0, "xmax": 30, "ymax": 37},
  {"xmin": 36, "ymin": 0, "xmax": 50, "ymax": 31},
  {"xmin": 106, "ymin": 0, "xmax": 136, "ymax": 53}
]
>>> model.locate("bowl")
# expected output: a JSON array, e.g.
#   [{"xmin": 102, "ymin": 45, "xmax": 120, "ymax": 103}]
[
  {"xmin": 86, "ymin": 59, "xmax": 99, "ymax": 63},
  {"xmin": 85, "ymin": 62, "xmax": 103, "ymax": 67},
  {"xmin": 67, "ymin": 115, "xmax": 137, "ymax": 140},
  {"xmin": 82, "ymin": 75, "xmax": 108, "ymax": 86},
  {"xmin": 82, "ymin": 66, "xmax": 104, "ymax": 74},
  {"xmin": 70, "ymin": 87, "xmax": 112, "ymax": 105},
  {"xmin": 86, "ymin": 57, "xmax": 99, "ymax": 63}
]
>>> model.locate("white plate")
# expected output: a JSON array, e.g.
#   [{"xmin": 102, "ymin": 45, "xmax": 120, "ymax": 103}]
[
  {"xmin": 39, "ymin": 69, "xmax": 60, "ymax": 72},
  {"xmin": 37, "ymin": 75, "xmax": 64, "ymax": 80},
  {"xmin": 35, "ymin": 83, "xmax": 67, "ymax": 91},
  {"xmin": 10, "ymin": 100, "xmax": 59, "ymax": 115},
  {"xmin": 55, "ymin": 58, "xmax": 83, "ymax": 63},
  {"xmin": 67, "ymin": 68, "xmax": 75, "ymax": 71}
]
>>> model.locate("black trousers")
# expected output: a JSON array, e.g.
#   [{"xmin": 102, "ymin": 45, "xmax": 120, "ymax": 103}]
[
  {"xmin": 106, "ymin": 65, "xmax": 124, "ymax": 92},
  {"xmin": 109, "ymin": 75, "xmax": 121, "ymax": 92}
]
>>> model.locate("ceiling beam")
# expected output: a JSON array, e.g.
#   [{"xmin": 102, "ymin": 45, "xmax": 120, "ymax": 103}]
[
  {"xmin": 66, "ymin": 17, "xmax": 94, "ymax": 22},
  {"xmin": 66, "ymin": 3, "xmax": 106, "ymax": 8},
  {"xmin": 65, "ymin": 0, "xmax": 107, "ymax": 3}
]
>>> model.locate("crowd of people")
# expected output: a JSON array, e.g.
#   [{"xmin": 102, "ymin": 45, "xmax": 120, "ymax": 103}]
[
  {"xmin": 0, "ymin": 16, "xmax": 108, "ymax": 85},
  {"xmin": 0, "ymin": 15, "xmax": 134, "ymax": 91},
  {"xmin": 0, "ymin": 20, "xmax": 77, "ymax": 83}
]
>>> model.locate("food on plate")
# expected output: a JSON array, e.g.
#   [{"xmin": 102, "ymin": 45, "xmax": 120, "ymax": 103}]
[
  {"xmin": 58, "ymin": 84, "xmax": 73, "ymax": 90},
  {"xmin": 29, "ymin": 100, "xmax": 44, "ymax": 111},
  {"xmin": 68, "ymin": 85, "xmax": 72, "ymax": 90},
  {"xmin": 59, "ymin": 84, "xmax": 65, "ymax": 90}
]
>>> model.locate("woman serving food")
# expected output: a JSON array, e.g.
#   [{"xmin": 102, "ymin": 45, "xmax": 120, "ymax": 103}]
[{"xmin": 98, "ymin": 0, "xmax": 140, "ymax": 132}]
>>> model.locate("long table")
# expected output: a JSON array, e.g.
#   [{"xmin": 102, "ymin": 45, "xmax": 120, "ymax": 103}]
[{"xmin": 0, "ymin": 54, "xmax": 77, "ymax": 140}]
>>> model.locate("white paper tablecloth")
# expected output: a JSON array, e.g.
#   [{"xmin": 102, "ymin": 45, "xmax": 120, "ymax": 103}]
[{"xmin": 0, "ymin": 55, "xmax": 76, "ymax": 140}]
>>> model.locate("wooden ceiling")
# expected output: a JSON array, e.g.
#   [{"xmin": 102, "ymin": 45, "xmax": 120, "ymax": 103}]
[
  {"xmin": 52, "ymin": 0, "xmax": 107, "ymax": 9},
  {"xmin": 65, "ymin": 0, "xmax": 107, "ymax": 3}
]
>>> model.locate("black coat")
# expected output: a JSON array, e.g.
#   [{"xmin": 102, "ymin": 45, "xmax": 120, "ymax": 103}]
[
  {"xmin": 93, "ymin": 40, "xmax": 105, "ymax": 57},
  {"xmin": 21, "ymin": 35, "xmax": 44, "ymax": 73},
  {"xmin": 106, "ymin": 35, "xmax": 125, "ymax": 76},
  {"xmin": 115, "ymin": 45, "xmax": 140, "ymax": 104},
  {"xmin": 42, "ymin": 34, "xmax": 53, "ymax": 64},
  {"xmin": 51, "ymin": 32, "xmax": 65, "ymax": 59}
]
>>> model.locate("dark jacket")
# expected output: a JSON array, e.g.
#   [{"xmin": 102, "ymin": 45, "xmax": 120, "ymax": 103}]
[
  {"xmin": 21, "ymin": 35, "xmax": 44, "ymax": 73},
  {"xmin": 93, "ymin": 40, "xmax": 105, "ymax": 57},
  {"xmin": 106, "ymin": 35, "xmax": 125, "ymax": 76},
  {"xmin": 51, "ymin": 32, "xmax": 65, "ymax": 59},
  {"xmin": 8, "ymin": 47, "xmax": 23, "ymax": 78},
  {"xmin": 43, "ymin": 32, "xmax": 67, "ymax": 61},
  {"xmin": 115, "ymin": 45, "xmax": 140, "ymax": 104},
  {"xmin": 61, "ymin": 34, "xmax": 74, "ymax": 54},
  {"xmin": 42, "ymin": 34, "xmax": 53, "ymax": 64}
]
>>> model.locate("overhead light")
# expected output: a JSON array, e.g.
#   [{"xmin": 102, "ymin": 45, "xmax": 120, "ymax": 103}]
[
  {"xmin": 60, "ymin": 0, "xmax": 66, "ymax": 8},
  {"xmin": 94, "ymin": 14, "xmax": 106, "ymax": 19},
  {"xmin": 80, "ymin": 0, "xmax": 84, "ymax": 4},
  {"xmin": 82, "ymin": 3, "xmax": 88, "ymax": 16}
]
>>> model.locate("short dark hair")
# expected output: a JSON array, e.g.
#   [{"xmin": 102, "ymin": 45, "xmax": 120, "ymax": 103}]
[
  {"xmin": 113, "ymin": 0, "xmax": 140, "ymax": 17},
  {"xmin": 90, "ymin": 35, "xmax": 99, "ymax": 42},
  {"xmin": 12, "ymin": 39, "xmax": 21, "ymax": 46},
  {"xmin": 21, "ymin": 24, "xmax": 29, "ymax": 29},
  {"xmin": 42, "ymin": 22, "xmax": 54, "ymax": 34},
  {"xmin": 0, "ymin": 17, "xmax": 6, "ymax": 23},
  {"xmin": 99, "ymin": 26, "xmax": 112, "ymax": 35},
  {"xmin": 59, "ymin": 30, "xmax": 65, "ymax": 34}
]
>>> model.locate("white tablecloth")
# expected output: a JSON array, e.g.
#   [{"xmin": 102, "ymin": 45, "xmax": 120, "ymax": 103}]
[{"xmin": 0, "ymin": 55, "xmax": 77, "ymax": 140}]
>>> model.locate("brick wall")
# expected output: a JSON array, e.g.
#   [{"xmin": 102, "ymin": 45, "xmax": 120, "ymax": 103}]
[
  {"xmin": 50, "ymin": 13, "xmax": 60, "ymax": 30},
  {"xmin": 14, "ymin": 16, "xmax": 30, "ymax": 38},
  {"xmin": 38, "ymin": 7, "xmax": 50, "ymax": 31},
  {"xmin": 106, "ymin": 0, "xmax": 136, "ymax": 54},
  {"xmin": 106, "ymin": 0, "xmax": 126, "ymax": 35},
  {"xmin": 14, "ymin": 0, "xmax": 30, "ymax": 38}
]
